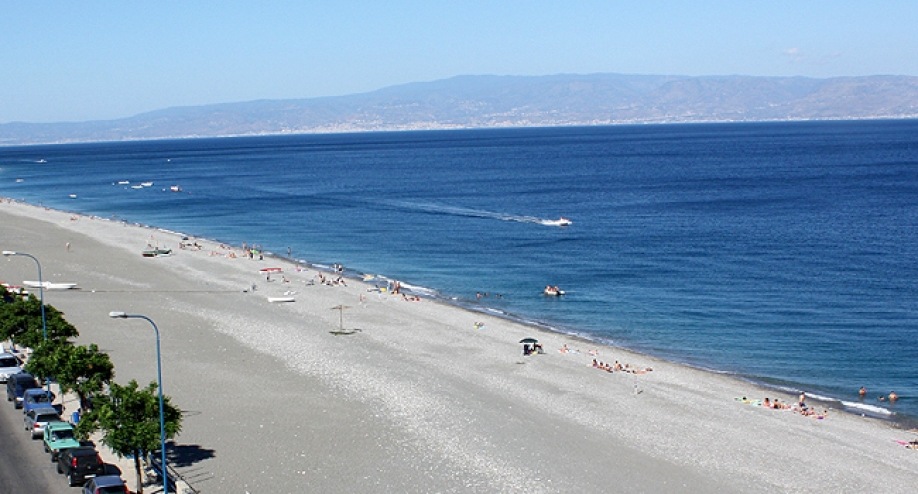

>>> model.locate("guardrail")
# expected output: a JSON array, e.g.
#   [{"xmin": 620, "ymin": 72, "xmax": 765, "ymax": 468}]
[{"xmin": 148, "ymin": 455, "xmax": 200, "ymax": 494}]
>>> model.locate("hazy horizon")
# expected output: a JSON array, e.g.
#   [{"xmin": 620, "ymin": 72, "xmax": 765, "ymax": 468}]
[{"xmin": 3, "ymin": 2, "xmax": 917, "ymax": 124}]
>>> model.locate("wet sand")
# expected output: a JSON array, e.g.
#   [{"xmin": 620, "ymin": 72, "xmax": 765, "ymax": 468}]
[{"xmin": 2, "ymin": 199, "xmax": 917, "ymax": 493}]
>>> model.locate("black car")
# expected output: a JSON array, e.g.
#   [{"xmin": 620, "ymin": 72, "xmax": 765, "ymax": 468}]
[
  {"xmin": 57, "ymin": 446, "xmax": 105, "ymax": 486},
  {"xmin": 5, "ymin": 372, "xmax": 40, "ymax": 409}
]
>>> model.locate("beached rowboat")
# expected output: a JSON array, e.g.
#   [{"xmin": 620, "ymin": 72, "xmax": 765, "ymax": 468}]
[{"xmin": 23, "ymin": 281, "xmax": 78, "ymax": 290}]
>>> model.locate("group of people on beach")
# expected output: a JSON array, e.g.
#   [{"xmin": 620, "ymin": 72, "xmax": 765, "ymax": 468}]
[
  {"xmin": 178, "ymin": 239, "xmax": 203, "ymax": 250},
  {"xmin": 590, "ymin": 358, "xmax": 652, "ymax": 375},
  {"xmin": 740, "ymin": 387, "xmax": 903, "ymax": 422},
  {"xmin": 740, "ymin": 392, "xmax": 829, "ymax": 420},
  {"xmin": 316, "ymin": 272, "xmax": 347, "ymax": 287}
]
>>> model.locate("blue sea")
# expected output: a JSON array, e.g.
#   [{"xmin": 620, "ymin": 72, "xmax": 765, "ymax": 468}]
[{"xmin": 2, "ymin": 121, "xmax": 917, "ymax": 424}]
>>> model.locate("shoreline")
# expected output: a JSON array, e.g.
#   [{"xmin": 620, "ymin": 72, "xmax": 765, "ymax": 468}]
[
  {"xmin": 3, "ymin": 197, "xmax": 917, "ymax": 492},
  {"xmin": 21, "ymin": 200, "xmax": 911, "ymax": 429},
  {"xmin": 3, "ymin": 197, "xmax": 915, "ymax": 429},
  {"xmin": 0, "ymin": 197, "xmax": 918, "ymax": 430}
]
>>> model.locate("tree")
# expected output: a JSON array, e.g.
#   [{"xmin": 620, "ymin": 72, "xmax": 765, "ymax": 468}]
[
  {"xmin": 26, "ymin": 342, "xmax": 114, "ymax": 410},
  {"xmin": 0, "ymin": 292, "xmax": 79, "ymax": 349},
  {"xmin": 78, "ymin": 380, "xmax": 182, "ymax": 494}
]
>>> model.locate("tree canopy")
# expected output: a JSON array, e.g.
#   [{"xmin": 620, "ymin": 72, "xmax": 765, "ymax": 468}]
[
  {"xmin": 26, "ymin": 342, "xmax": 114, "ymax": 409},
  {"xmin": 2, "ymin": 287, "xmax": 184, "ymax": 493},
  {"xmin": 78, "ymin": 379, "xmax": 182, "ymax": 494},
  {"xmin": 0, "ymin": 290, "xmax": 79, "ymax": 348}
]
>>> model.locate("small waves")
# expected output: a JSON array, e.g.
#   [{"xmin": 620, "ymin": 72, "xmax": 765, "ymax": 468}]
[
  {"xmin": 395, "ymin": 280, "xmax": 438, "ymax": 297},
  {"xmin": 841, "ymin": 401, "xmax": 893, "ymax": 417}
]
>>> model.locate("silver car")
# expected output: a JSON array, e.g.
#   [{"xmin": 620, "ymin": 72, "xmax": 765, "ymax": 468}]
[
  {"xmin": 24, "ymin": 407, "xmax": 61, "ymax": 439},
  {"xmin": 0, "ymin": 352, "xmax": 23, "ymax": 383}
]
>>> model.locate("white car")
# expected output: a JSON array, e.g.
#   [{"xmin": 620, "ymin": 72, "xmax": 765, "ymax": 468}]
[
  {"xmin": 0, "ymin": 352, "xmax": 23, "ymax": 383},
  {"xmin": 24, "ymin": 407, "xmax": 61, "ymax": 438}
]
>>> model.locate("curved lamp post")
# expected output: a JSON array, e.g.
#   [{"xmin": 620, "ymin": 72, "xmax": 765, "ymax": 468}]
[
  {"xmin": 3, "ymin": 251, "xmax": 49, "ymax": 393},
  {"xmin": 108, "ymin": 311, "xmax": 168, "ymax": 494}
]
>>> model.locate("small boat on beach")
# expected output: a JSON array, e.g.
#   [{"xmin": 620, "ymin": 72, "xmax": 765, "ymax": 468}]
[
  {"xmin": 260, "ymin": 267, "xmax": 283, "ymax": 274},
  {"xmin": 23, "ymin": 281, "xmax": 78, "ymax": 290},
  {"xmin": 1, "ymin": 283, "xmax": 29, "ymax": 297},
  {"xmin": 141, "ymin": 248, "xmax": 172, "ymax": 258},
  {"xmin": 268, "ymin": 296, "xmax": 295, "ymax": 303}
]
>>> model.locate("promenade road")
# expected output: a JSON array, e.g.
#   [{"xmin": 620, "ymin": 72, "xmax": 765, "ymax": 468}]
[{"xmin": 0, "ymin": 394, "xmax": 61, "ymax": 494}]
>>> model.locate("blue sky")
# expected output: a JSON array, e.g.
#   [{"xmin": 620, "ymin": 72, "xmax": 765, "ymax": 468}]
[{"xmin": 2, "ymin": 1, "xmax": 916, "ymax": 123}]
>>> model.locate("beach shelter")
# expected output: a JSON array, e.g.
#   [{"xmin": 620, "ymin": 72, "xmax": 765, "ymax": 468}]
[{"xmin": 330, "ymin": 304, "xmax": 352, "ymax": 331}]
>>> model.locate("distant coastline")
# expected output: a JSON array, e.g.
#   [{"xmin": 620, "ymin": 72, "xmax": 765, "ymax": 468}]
[{"xmin": 3, "ymin": 72, "xmax": 918, "ymax": 146}]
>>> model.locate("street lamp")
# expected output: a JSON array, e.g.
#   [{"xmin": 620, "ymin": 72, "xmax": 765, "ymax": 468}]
[
  {"xmin": 3, "ymin": 250, "xmax": 49, "ymax": 393},
  {"xmin": 108, "ymin": 311, "xmax": 168, "ymax": 494}
]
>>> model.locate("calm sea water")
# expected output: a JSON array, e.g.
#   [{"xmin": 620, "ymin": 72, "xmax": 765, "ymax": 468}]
[{"xmin": 2, "ymin": 121, "xmax": 917, "ymax": 422}]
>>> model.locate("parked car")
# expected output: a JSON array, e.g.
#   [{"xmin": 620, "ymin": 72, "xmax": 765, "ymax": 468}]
[
  {"xmin": 0, "ymin": 352, "xmax": 22, "ymax": 383},
  {"xmin": 6, "ymin": 372, "xmax": 40, "ymax": 408},
  {"xmin": 43, "ymin": 421, "xmax": 80, "ymax": 462},
  {"xmin": 57, "ymin": 446, "xmax": 106, "ymax": 486},
  {"xmin": 24, "ymin": 406, "xmax": 61, "ymax": 439},
  {"xmin": 22, "ymin": 388, "xmax": 56, "ymax": 415},
  {"xmin": 82, "ymin": 474, "xmax": 129, "ymax": 494}
]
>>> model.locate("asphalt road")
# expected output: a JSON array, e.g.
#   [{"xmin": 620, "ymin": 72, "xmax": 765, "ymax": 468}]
[{"xmin": 0, "ymin": 391, "xmax": 63, "ymax": 494}]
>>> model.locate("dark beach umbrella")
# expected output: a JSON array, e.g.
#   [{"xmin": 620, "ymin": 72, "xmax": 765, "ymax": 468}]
[{"xmin": 519, "ymin": 337, "xmax": 539, "ymax": 344}]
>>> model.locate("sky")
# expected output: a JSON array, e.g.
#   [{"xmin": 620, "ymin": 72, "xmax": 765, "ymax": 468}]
[{"xmin": 2, "ymin": 1, "xmax": 917, "ymax": 123}]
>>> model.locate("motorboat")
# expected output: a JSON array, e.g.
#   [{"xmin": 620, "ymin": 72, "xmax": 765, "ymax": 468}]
[
  {"xmin": 543, "ymin": 285, "xmax": 565, "ymax": 296},
  {"xmin": 169, "ymin": 185, "xmax": 182, "ymax": 192},
  {"xmin": 544, "ymin": 217, "xmax": 572, "ymax": 227}
]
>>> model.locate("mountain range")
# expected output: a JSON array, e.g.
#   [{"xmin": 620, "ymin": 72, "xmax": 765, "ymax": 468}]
[{"xmin": 3, "ymin": 73, "xmax": 918, "ymax": 145}]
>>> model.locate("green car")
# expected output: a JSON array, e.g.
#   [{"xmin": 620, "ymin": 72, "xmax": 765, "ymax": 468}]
[{"xmin": 42, "ymin": 421, "xmax": 80, "ymax": 462}]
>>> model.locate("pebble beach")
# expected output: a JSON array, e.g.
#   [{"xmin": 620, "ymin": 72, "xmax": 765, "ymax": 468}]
[{"xmin": 3, "ymin": 199, "xmax": 917, "ymax": 493}]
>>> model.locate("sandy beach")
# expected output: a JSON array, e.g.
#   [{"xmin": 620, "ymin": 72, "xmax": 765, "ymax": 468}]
[{"xmin": 2, "ymin": 199, "xmax": 917, "ymax": 493}]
